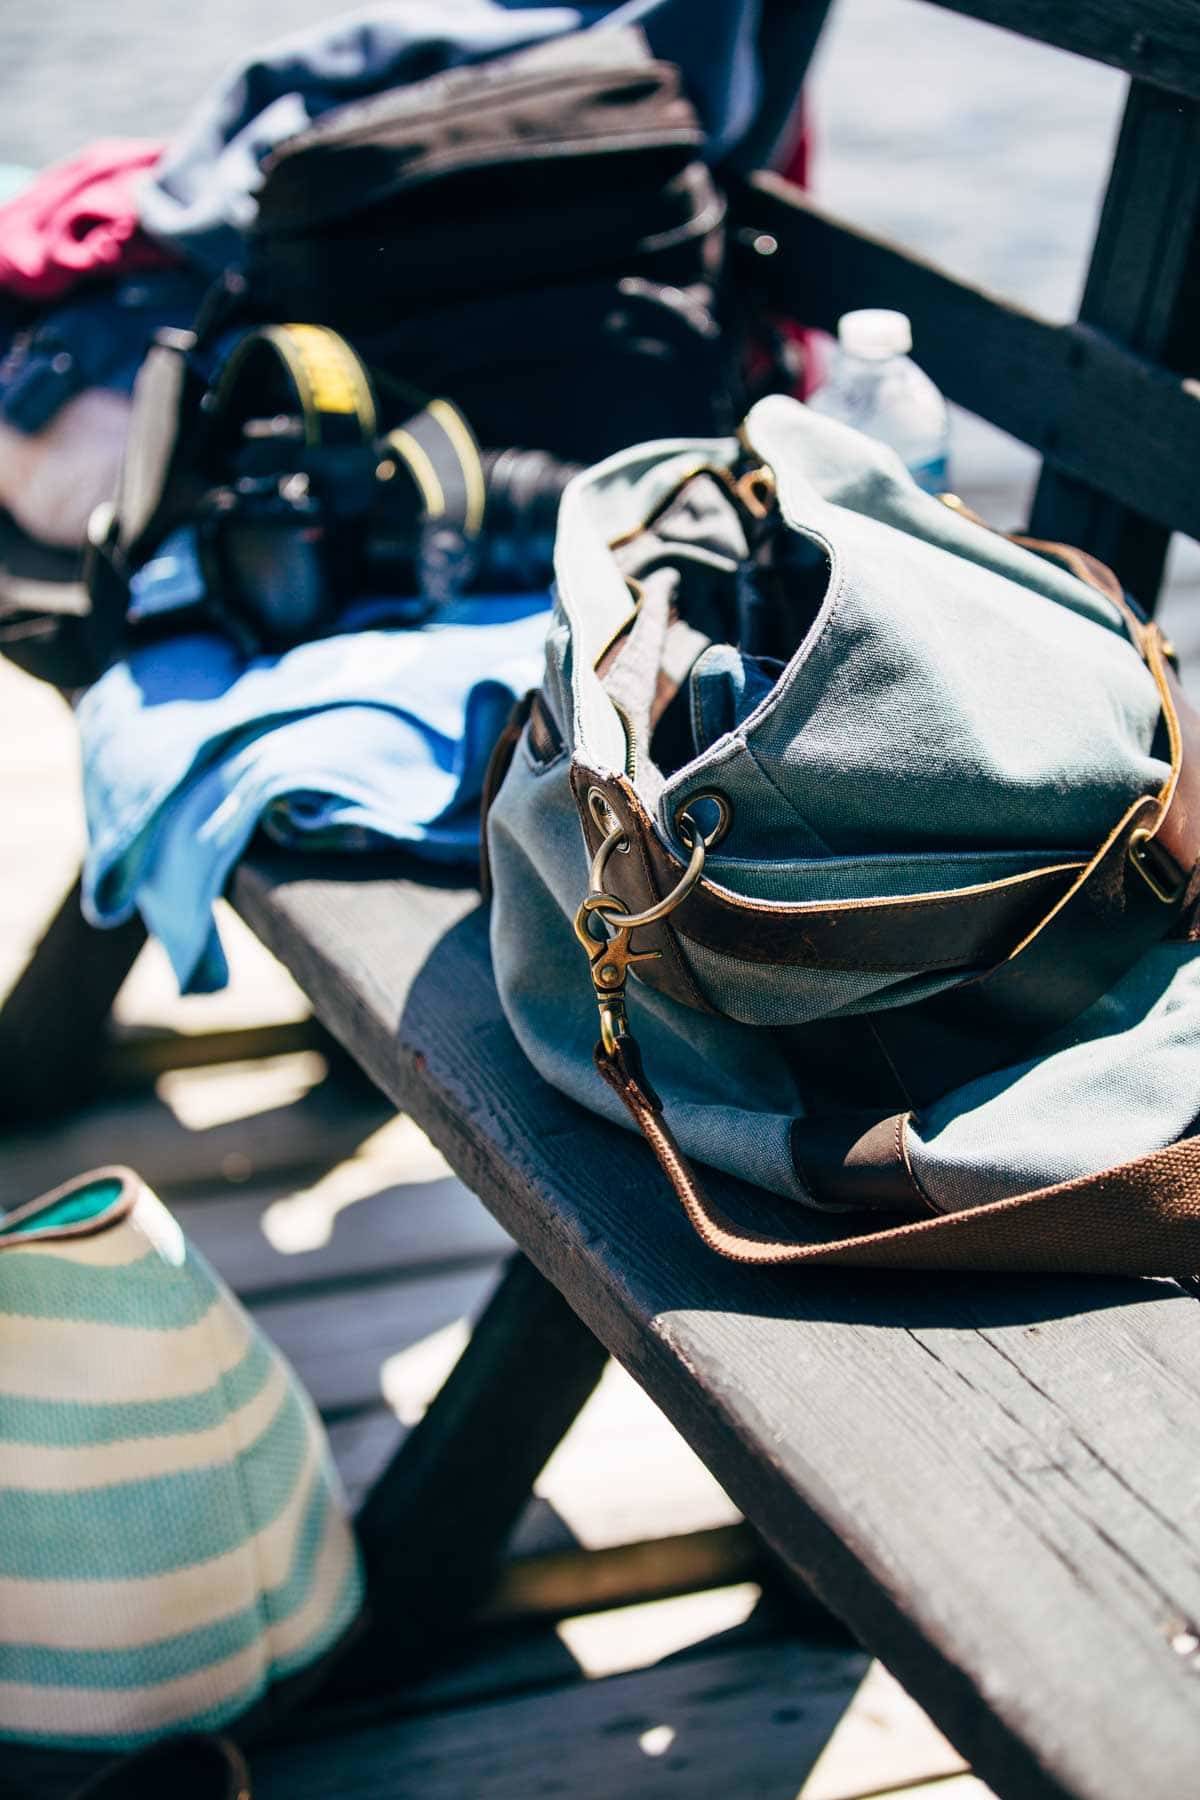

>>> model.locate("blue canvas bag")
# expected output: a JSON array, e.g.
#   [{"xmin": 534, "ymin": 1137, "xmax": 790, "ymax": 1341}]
[{"xmin": 488, "ymin": 396, "xmax": 1200, "ymax": 1273}]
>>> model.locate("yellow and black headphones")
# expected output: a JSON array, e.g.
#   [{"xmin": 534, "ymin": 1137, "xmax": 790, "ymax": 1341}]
[
  {"xmin": 197, "ymin": 323, "xmax": 490, "ymax": 650},
  {"xmin": 88, "ymin": 321, "xmax": 497, "ymax": 660}
]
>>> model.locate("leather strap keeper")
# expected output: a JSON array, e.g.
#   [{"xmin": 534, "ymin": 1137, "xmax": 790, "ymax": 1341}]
[{"xmin": 789, "ymin": 1112, "xmax": 936, "ymax": 1214}]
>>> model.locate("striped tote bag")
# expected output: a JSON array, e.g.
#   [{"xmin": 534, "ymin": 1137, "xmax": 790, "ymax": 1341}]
[{"xmin": 0, "ymin": 1166, "xmax": 364, "ymax": 1769}]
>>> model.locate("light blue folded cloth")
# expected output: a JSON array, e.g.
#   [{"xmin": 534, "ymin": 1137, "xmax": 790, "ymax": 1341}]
[{"xmin": 77, "ymin": 592, "xmax": 550, "ymax": 993}]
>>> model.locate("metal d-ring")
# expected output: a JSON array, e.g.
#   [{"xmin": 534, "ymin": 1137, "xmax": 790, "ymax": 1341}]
[
  {"xmin": 586, "ymin": 793, "xmax": 729, "ymax": 933},
  {"xmin": 587, "ymin": 787, "xmax": 622, "ymax": 837},
  {"xmin": 588, "ymin": 819, "xmax": 630, "ymax": 898},
  {"xmin": 675, "ymin": 792, "xmax": 732, "ymax": 851}
]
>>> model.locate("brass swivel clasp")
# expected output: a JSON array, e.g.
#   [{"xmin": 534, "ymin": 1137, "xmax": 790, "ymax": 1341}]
[
  {"xmin": 573, "ymin": 892, "xmax": 661, "ymax": 1055},
  {"xmin": 572, "ymin": 791, "xmax": 730, "ymax": 1057}
]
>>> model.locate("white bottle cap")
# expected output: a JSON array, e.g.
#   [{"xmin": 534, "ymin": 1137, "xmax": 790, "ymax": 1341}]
[{"xmin": 837, "ymin": 309, "xmax": 912, "ymax": 359}]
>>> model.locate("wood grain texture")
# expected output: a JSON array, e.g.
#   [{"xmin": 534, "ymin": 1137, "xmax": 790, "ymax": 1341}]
[
  {"xmin": 253, "ymin": 1263, "xmax": 498, "ymax": 1415},
  {"xmin": 173, "ymin": 1170, "xmax": 510, "ymax": 1303},
  {"xmin": 271, "ymin": 1595, "xmax": 793, "ymax": 1745},
  {"xmin": 0, "ymin": 873, "xmax": 144, "ymax": 1120},
  {"xmin": 233, "ymin": 852, "xmax": 1200, "ymax": 1800},
  {"xmin": 324, "ymin": 1381, "xmax": 741, "ymax": 1553},
  {"xmin": 800, "ymin": 1659, "xmax": 968, "ymax": 1800},
  {"xmin": 0, "ymin": 1066, "xmax": 391, "ymax": 1202},
  {"xmin": 729, "ymin": 176, "xmax": 1200, "ymax": 553},
  {"xmin": 353, "ymin": 1254, "xmax": 608, "ymax": 1655},
  {"xmin": 253, "ymin": 1637, "xmax": 869, "ymax": 1800},
  {"xmin": 924, "ymin": 0, "xmax": 1200, "ymax": 100},
  {"xmin": 258, "ymin": 1599, "xmax": 966, "ymax": 1800}
]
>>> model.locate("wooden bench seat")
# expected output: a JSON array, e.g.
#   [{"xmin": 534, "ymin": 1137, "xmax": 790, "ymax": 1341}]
[{"xmin": 233, "ymin": 849, "xmax": 1200, "ymax": 1800}]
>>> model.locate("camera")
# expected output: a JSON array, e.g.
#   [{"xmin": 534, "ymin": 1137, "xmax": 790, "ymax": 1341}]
[{"xmin": 87, "ymin": 322, "xmax": 580, "ymax": 663}]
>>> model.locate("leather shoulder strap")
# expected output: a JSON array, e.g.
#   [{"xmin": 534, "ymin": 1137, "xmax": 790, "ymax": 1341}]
[{"xmin": 597, "ymin": 1039, "xmax": 1200, "ymax": 1276}]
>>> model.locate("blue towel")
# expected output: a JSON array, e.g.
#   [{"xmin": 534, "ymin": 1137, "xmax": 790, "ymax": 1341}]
[{"xmin": 78, "ymin": 590, "xmax": 550, "ymax": 993}]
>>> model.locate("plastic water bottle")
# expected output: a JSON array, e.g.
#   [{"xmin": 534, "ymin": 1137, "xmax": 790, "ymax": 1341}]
[{"xmin": 808, "ymin": 309, "xmax": 950, "ymax": 494}]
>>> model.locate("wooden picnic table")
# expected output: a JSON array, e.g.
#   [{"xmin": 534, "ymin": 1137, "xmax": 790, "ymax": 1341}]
[{"xmin": 231, "ymin": 847, "xmax": 1200, "ymax": 1800}]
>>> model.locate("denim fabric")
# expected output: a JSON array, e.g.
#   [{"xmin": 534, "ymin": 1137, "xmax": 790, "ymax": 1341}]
[
  {"xmin": 138, "ymin": 0, "xmax": 807, "ymax": 273},
  {"xmin": 489, "ymin": 396, "xmax": 1194, "ymax": 1209},
  {"xmin": 80, "ymin": 593, "xmax": 549, "ymax": 993}
]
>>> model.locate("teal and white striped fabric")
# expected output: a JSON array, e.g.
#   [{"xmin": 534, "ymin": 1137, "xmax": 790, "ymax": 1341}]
[{"xmin": 0, "ymin": 1167, "xmax": 364, "ymax": 1752}]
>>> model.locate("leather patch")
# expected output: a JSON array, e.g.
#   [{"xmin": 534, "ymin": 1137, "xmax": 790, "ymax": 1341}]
[
  {"xmin": 478, "ymin": 689, "xmax": 535, "ymax": 901},
  {"xmin": 526, "ymin": 690, "xmax": 563, "ymax": 767},
  {"xmin": 570, "ymin": 765, "xmax": 716, "ymax": 1014},
  {"xmin": 1010, "ymin": 535, "xmax": 1126, "ymax": 608},
  {"xmin": 790, "ymin": 1112, "xmax": 932, "ymax": 1215},
  {"xmin": 572, "ymin": 764, "xmax": 1084, "ymax": 978}
]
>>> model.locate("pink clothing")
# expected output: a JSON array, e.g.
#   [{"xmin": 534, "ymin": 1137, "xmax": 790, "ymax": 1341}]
[{"xmin": 0, "ymin": 140, "xmax": 177, "ymax": 302}]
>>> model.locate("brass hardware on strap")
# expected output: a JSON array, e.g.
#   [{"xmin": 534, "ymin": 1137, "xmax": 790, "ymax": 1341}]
[
  {"xmin": 734, "ymin": 465, "xmax": 776, "ymax": 519},
  {"xmin": 1128, "ymin": 825, "xmax": 1187, "ymax": 906},
  {"xmin": 574, "ymin": 795, "xmax": 727, "ymax": 1057}
]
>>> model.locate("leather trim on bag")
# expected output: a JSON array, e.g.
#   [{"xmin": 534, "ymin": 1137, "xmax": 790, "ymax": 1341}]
[
  {"xmin": 571, "ymin": 765, "xmax": 716, "ymax": 1013},
  {"xmin": 572, "ymin": 612, "xmax": 1200, "ymax": 992},
  {"xmin": 789, "ymin": 1112, "xmax": 934, "ymax": 1214},
  {"xmin": 598, "ymin": 1030, "xmax": 1200, "ymax": 1274},
  {"xmin": 1009, "ymin": 535, "xmax": 1128, "ymax": 611},
  {"xmin": 577, "ymin": 760, "xmax": 1084, "ymax": 975},
  {"xmin": 0, "ymin": 1166, "xmax": 137, "ymax": 1249},
  {"xmin": 478, "ymin": 690, "xmax": 536, "ymax": 903},
  {"xmin": 526, "ymin": 689, "xmax": 564, "ymax": 768},
  {"xmin": 870, "ymin": 641, "xmax": 1200, "ymax": 1103}
]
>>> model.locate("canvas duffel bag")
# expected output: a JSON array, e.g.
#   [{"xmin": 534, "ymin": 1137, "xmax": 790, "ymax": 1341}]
[{"xmin": 487, "ymin": 395, "xmax": 1200, "ymax": 1274}]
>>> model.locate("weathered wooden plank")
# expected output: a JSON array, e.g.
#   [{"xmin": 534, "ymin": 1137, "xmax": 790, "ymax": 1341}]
[
  {"xmin": 1030, "ymin": 80, "xmax": 1200, "ymax": 600},
  {"xmin": 801, "ymin": 1659, "xmax": 968, "ymax": 1800},
  {"xmin": 0, "ymin": 874, "xmax": 145, "ymax": 1121},
  {"xmin": 234, "ymin": 852, "xmax": 1200, "ymax": 1800},
  {"xmin": 268, "ymin": 1598, "xmax": 965, "ymax": 1799},
  {"xmin": 254, "ymin": 1637, "xmax": 869, "ymax": 1800},
  {"xmin": 729, "ymin": 175, "xmax": 1200, "ymax": 552},
  {"xmin": 292, "ymin": 1590, "xmax": 778, "ymax": 1739},
  {"xmin": 274, "ymin": 1278, "xmax": 743, "ymax": 1563},
  {"xmin": 351, "ymin": 1254, "xmax": 608, "ymax": 1658},
  {"xmin": 111, "ymin": 901, "xmax": 311, "ymax": 1038},
  {"xmin": 173, "ymin": 1168, "xmax": 510, "ymax": 1302},
  {"xmin": 0, "ymin": 1062, "xmax": 391, "ymax": 1201},
  {"xmin": 326, "ymin": 1408, "xmax": 759, "ymax": 1634},
  {"xmin": 867, "ymin": 1781, "xmax": 993, "ymax": 1800},
  {"xmin": 478, "ymin": 1525, "xmax": 762, "ymax": 1627},
  {"xmin": 101, "ymin": 1020, "xmax": 319, "ymax": 1086},
  {"xmin": 254, "ymin": 1264, "xmax": 498, "ymax": 1415},
  {"xmin": 922, "ymin": 0, "xmax": 1200, "ymax": 101},
  {"xmin": 325, "ymin": 1381, "xmax": 739, "ymax": 1553}
]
